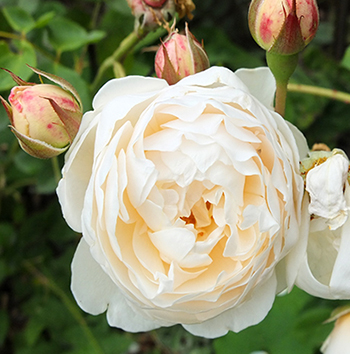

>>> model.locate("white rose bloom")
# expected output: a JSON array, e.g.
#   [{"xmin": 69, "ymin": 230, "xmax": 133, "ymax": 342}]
[
  {"xmin": 321, "ymin": 311, "xmax": 350, "ymax": 354},
  {"xmin": 306, "ymin": 149, "xmax": 349, "ymax": 230},
  {"xmin": 57, "ymin": 66, "xmax": 306, "ymax": 338},
  {"xmin": 296, "ymin": 149, "xmax": 350, "ymax": 299}
]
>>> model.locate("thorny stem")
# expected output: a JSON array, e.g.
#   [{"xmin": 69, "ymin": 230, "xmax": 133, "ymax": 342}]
[{"xmin": 288, "ymin": 83, "xmax": 350, "ymax": 104}]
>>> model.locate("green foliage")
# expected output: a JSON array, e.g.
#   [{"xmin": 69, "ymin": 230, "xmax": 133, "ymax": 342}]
[
  {"xmin": 0, "ymin": 40, "xmax": 36, "ymax": 91},
  {"xmin": 214, "ymin": 288, "xmax": 334, "ymax": 354},
  {"xmin": 1, "ymin": 0, "xmax": 350, "ymax": 353},
  {"xmin": 2, "ymin": 6, "xmax": 37, "ymax": 34},
  {"xmin": 47, "ymin": 17, "xmax": 105, "ymax": 53}
]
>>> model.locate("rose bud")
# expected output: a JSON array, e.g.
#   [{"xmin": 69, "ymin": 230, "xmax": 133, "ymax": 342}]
[
  {"xmin": 0, "ymin": 66, "xmax": 82, "ymax": 159},
  {"xmin": 248, "ymin": 0, "xmax": 319, "ymax": 55},
  {"xmin": 155, "ymin": 23, "xmax": 210, "ymax": 84}
]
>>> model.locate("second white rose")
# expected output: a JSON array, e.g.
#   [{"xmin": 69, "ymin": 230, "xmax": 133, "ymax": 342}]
[
  {"xmin": 296, "ymin": 149, "xmax": 350, "ymax": 299},
  {"xmin": 57, "ymin": 66, "xmax": 306, "ymax": 338}
]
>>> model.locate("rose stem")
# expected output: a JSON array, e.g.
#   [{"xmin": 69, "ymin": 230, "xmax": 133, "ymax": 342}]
[
  {"xmin": 266, "ymin": 52, "xmax": 299, "ymax": 117},
  {"xmin": 51, "ymin": 156, "xmax": 61, "ymax": 184},
  {"xmin": 91, "ymin": 30, "xmax": 146, "ymax": 92},
  {"xmin": 288, "ymin": 83, "xmax": 350, "ymax": 104}
]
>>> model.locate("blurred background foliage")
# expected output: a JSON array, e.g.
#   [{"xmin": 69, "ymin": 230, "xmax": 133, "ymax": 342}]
[{"xmin": 0, "ymin": 0, "xmax": 349, "ymax": 353}]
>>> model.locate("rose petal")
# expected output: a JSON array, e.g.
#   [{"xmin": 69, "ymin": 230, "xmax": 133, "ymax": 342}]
[
  {"xmin": 71, "ymin": 237, "xmax": 117, "ymax": 315},
  {"xmin": 57, "ymin": 111, "xmax": 98, "ymax": 232},
  {"xmin": 235, "ymin": 67, "xmax": 276, "ymax": 109},
  {"xmin": 93, "ymin": 76, "xmax": 168, "ymax": 110},
  {"xmin": 306, "ymin": 152, "xmax": 349, "ymax": 229},
  {"xmin": 149, "ymin": 227, "xmax": 196, "ymax": 263},
  {"xmin": 183, "ymin": 271, "xmax": 277, "ymax": 337}
]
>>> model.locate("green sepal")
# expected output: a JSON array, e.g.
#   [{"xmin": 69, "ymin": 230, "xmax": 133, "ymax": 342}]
[
  {"xmin": 1, "ymin": 67, "xmax": 36, "ymax": 86},
  {"xmin": 324, "ymin": 306, "xmax": 350, "ymax": 324},
  {"xmin": 44, "ymin": 97, "xmax": 81, "ymax": 143},
  {"xmin": 0, "ymin": 95, "xmax": 13, "ymax": 124},
  {"xmin": 10, "ymin": 126, "xmax": 69, "ymax": 159},
  {"xmin": 27, "ymin": 65, "xmax": 83, "ymax": 111},
  {"xmin": 158, "ymin": 41, "xmax": 181, "ymax": 85}
]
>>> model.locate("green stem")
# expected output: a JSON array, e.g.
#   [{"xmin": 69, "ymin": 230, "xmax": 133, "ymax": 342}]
[
  {"xmin": 91, "ymin": 30, "xmax": 146, "ymax": 92},
  {"xmin": 24, "ymin": 261, "xmax": 105, "ymax": 354},
  {"xmin": 0, "ymin": 31, "xmax": 21, "ymax": 40},
  {"xmin": 266, "ymin": 52, "xmax": 299, "ymax": 117},
  {"xmin": 113, "ymin": 61, "xmax": 126, "ymax": 78},
  {"xmin": 288, "ymin": 83, "xmax": 350, "ymax": 104},
  {"xmin": 275, "ymin": 80, "xmax": 288, "ymax": 118},
  {"xmin": 51, "ymin": 156, "xmax": 61, "ymax": 184}
]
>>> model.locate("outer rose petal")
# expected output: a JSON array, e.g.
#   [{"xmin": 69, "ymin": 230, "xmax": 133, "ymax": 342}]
[
  {"xmin": 321, "ymin": 312, "xmax": 350, "ymax": 354},
  {"xmin": 57, "ymin": 111, "xmax": 97, "ymax": 232},
  {"xmin": 57, "ymin": 76, "xmax": 168, "ymax": 232},
  {"xmin": 175, "ymin": 66, "xmax": 250, "ymax": 92},
  {"xmin": 285, "ymin": 121, "xmax": 309, "ymax": 160},
  {"xmin": 296, "ymin": 186, "xmax": 350, "ymax": 299},
  {"xmin": 71, "ymin": 237, "xmax": 117, "ymax": 314},
  {"xmin": 72, "ymin": 238, "xmax": 161, "ymax": 331},
  {"xmin": 92, "ymin": 75, "xmax": 168, "ymax": 110},
  {"xmin": 235, "ymin": 67, "xmax": 275, "ymax": 109},
  {"xmin": 183, "ymin": 272, "xmax": 277, "ymax": 337}
]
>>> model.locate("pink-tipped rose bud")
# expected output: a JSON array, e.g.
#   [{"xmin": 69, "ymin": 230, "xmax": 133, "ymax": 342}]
[
  {"xmin": 155, "ymin": 24, "xmax": 210, "ymax": 85},
  {"xmin": 248, "ymin": 0, "xmax": 319, "ymax": 55},
  {"xmin": 1, "ymin": 67, "xmax": 82, "ymax": 159}
]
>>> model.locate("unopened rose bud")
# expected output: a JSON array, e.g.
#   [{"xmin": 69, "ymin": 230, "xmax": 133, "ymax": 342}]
[
  {"xmin": 248, "ymin": 0, "xmax": 319, "ymax": 55},
  {"xmin": 1, "ymin": 67, "xmax": 82, "ymax": 159},
  {"xmin": 155, "ymin": 24, "xmax": 210, "ymax": 85},
  {"xmin": 127, "ymin": 0, "xmax": 176, "ymax": 32}
]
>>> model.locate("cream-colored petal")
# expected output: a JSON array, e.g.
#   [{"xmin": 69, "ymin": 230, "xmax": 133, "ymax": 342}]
[
  {"xmin": 321, "ymin": 313, "xmax": 350, "ymax": 354},
  {"xmin": 183, "ymin": 272, "xmax": 277, "ymax": 337},
  {"xmin": 235, "ymin": 67, "xmax": 276, "ymax": 109},
  {"xmin": 306, "ymin": 151, "xmax": 349, "ymax": 229},
  {"xmin": 71, "ymin": 237, "xmax": 117, "ymax": 315}
]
